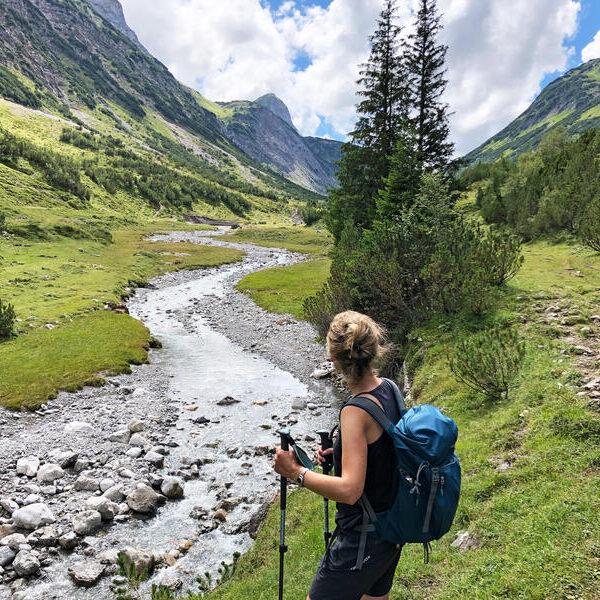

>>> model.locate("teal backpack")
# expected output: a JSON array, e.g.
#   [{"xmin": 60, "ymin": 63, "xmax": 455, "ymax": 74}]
[{"xmin": 346, "ymin": 378, "xmax": 461, "ymax": 568}]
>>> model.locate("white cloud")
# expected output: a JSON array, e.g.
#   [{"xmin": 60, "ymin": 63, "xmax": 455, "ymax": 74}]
[
  {"xmin": 120, "ymin": 0, "xmax": 581, "ymax": 156},
  {"xmin": 582, "ymin": 30, "xmax": 600, "ymax": 62}
]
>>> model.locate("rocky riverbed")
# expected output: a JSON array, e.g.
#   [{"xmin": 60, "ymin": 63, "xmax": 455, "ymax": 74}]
[{"xmin": 0, "ymin": 229, "xmax": 340, "ymax": 599}]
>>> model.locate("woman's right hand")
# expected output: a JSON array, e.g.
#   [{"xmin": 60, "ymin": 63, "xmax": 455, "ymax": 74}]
[{"xmin": 317, "ymin": 445, "xmax": 333, "ymax": 466}]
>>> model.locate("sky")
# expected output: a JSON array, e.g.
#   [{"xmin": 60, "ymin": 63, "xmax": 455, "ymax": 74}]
[{"xmin": 119, "ymin": 0, "xmax": 600, "ymax": 156}]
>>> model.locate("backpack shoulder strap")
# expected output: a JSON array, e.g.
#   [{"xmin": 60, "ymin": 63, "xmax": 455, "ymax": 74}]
[
  {"xmin": 344, "ymin": 397, "xmax": 395, "ymax": 435},
  {"xmin": 382, "ymin": 377, "xmax": 407, "ymax": 416}
]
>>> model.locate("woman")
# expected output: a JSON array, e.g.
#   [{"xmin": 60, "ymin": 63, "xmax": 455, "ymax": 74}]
[{"xmin": 274, "ymin": 310, "xmax": 402, "ymax": 600}]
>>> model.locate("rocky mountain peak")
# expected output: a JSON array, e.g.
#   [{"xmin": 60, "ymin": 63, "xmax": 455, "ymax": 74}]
[
  {"xmin": 86, "ymin": 0, "xmax": 145, "ymax": 50},
  {"xmin": 254, "ymin": 93, "xmax": 296, "ymax": 130}
]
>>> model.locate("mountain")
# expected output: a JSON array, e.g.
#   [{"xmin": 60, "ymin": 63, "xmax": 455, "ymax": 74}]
[
  {"xmin": 214, "ymin": 96, "xmax": 342, "ymax": 194},
  {"xmin": 87, "ymin": 0, "xmax": 146, "ymax": 50},
  {"xmin": 0, "ymin": 0, "xmax": 339, "ymax": 196},
  {"xmin": 466, "ymin": 58, "xmax": 600, "ymax": 165}
]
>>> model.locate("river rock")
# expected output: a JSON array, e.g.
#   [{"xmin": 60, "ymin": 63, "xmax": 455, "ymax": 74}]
[
  {"xmin": 12, "ymin": 503, "xmax": 55, "ymax": 530},
  {"xmin": 74, "ymin": 476, "xmax": 100, "ymax": 492},
  {"xmin": 143, "ymin": 451, "xmax": 164, "ymax": 467},
  {"xmin": 64, "ymin": 421, "xmax": 94, "ymax": 434},
  {"xmin": 73, "ymin": 511, "xmax": 102, "ymax": 535},
  {"xmin": 160, "ymin": 477, "xmax": 184, "ymax": 499},
  {"xmin": 129, "ymin": 433, "xmax": 149, "ymax": 447},
  {"xmin": 120, "ymin": 547, "xmax": 155, "ymax": 575},
  {"xmin": 36, "ymin": 463, "xmax": 64, "ymax": 483},
  {"xmin": 126, "ymin": 485, "xmax": 158, "ymax": 514},
  {"xmin": 85, "ymin": 497, "xmax": 117, "ymax": 521},
  {"xmin": 1, "ymin": 533, "xmax": 26, "ymax": 550},
  {"xmin": 58, "ymin": 531, "xmax": 79, "ymax": 550},
  {"xmin": 48, "ymin": 449, "xmax": 78, "ymax": 469},
  {"xmin": 0, "ymin": 525, "xmax": 16, "ymax": 541},
  {"xmin": 68, "ymin": 560, "xmax": 106, "ymax": 587},
  {"xmin": 16, "ymin": 457, "xmax": 40, "ymax": 478},
  {"xmin": 100, "ymin": 478, "xmax": 115, "ymax": 493},
  {"xmin": 128, "ymin": 418, "xmax": 145, "ymax": 433},
  {"xmin": 291, "ymin": 398, "xmax": 307, "ymax": 410},
  {"xmin": 216, "ymin": 395, "xmax": 240, "ymax": 406},
  {"xmin": 213, "ymin": 509, "xmax": 227, "ymax": 522},
  {"xmin": 451, "ymin": 531, "xmax": 481, "ymax": 551},
  {"xmin": 108, "ymin": 429, "xmax": 131, "ymax": 444},
  {"xmin": 36, "ymin": 525, "xmax": 60, "ymax": 547},
  {"xmin": 23, "ymin": 494, "xmax": 42, "ymax": 506},
  {"xmin": 0, "ymin": 546, "xmax": 15, "ymax": 567},
  {"xmin": 0, "ymin": 498, "xmax": 19, "ymax": 513},
  {"xmin": 12, "ymin": 550, "xmax": 40, "ymax": 576},
  {"xmin": 159, "ymin": 575, "xmax": 183, "ymax": 591},
  {"xmin": 103, "ymin": 485, "xmax": 125, "ymax": 503}
]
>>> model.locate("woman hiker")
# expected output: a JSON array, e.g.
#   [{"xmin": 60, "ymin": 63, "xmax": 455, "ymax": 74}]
[{"xmin": 274, "ymin": 310, "xmax": 403, "ymax": 600}]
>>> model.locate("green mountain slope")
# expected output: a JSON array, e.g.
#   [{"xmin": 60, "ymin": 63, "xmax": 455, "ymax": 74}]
[{"xmin": 466, "ymin": 58, "xmax": 600, "ymax": 164}]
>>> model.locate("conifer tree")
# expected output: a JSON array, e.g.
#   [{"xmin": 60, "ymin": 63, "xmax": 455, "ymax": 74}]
[
  {"xmin": 404, "ymin": 0, "xmax": 454, "ymax": 171},
  {"xmin": 327, "ymin": 0, "xmax": 407, "ymax": 241}
]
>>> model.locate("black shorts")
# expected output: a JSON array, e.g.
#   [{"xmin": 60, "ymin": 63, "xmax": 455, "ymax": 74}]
[{"xmin": 309, "ymin": 530, "xmax": 402, "ymax": 600}]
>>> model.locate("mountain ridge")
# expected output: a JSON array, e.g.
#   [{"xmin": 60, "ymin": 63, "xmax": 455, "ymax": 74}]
[{"xmin": 466, "ymin": 58, "xmax": 600, "ymax": 164}]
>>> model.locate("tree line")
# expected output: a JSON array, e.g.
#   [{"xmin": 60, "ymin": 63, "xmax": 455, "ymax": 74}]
[{"xmin": 305, "ymin": 0, "xmax": 523, "ymax": 360}]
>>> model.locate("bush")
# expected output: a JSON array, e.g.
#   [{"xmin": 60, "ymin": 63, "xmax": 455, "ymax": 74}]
[
  {"xmin": 0, "ymin": 212, "xmax": 5, "ymax": 231},
  {"xmin": 300, "ymin": 204, "xmax": 324, "ymax": 226},
  {"xmin": 476, "ymin": 227, "xmax": 524, "ymax": 286},
  {"xmin": 449, "ymin": 326, "xmax": 526, "ymax": 401},
  {"xmin": 578, "ymin": 198, "xmax": 600, "ymax": 252},
  {"xmin": 0, "ymin": 299, "xmax": 16, "ymax": 339}
]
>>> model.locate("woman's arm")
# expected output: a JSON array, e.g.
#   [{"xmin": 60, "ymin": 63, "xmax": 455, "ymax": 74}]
[{"xmin": 274, "ymin": 406, "xmax": 369, "ymax": 505}]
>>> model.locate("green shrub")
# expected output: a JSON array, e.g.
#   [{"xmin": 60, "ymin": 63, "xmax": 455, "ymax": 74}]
[
  {"xmin": 0, "ymin": 212, "xmax": 5, "ymax": 231},
  {"xmin": 0, "ymin": 299, "xmax": 16, "ymax": 339},
  {"xmin": 449, "ymin": 326, "xmax": 526, "ymax": 401},
  {"xmin": 578, "ymin": 197, "xmax": 600, "ymax": 252},
  {"xmin": 300, "ymin": 204, "xmax": 324, "ymax": 226}
]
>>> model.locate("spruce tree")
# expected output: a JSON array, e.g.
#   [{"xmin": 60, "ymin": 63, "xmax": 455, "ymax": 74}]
[
  {"xmin": 327, "ymin": 0, "xmax": 406, "ymax": 241},
  {"xmin": 404, "ymin": 0, "xmax": 454, "ymax": 171}
]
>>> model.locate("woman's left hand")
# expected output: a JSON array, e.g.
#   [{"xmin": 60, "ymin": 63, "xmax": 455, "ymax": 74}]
[{"xmin": 274, "ymin": 448, "xmax": 301, "ymax": 481}]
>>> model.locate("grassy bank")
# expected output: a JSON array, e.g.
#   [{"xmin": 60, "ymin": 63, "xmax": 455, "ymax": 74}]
[
  {"xmin": 0, "ymin": 225, "xmax": 243, "ymax": 409},
  {"xmin": 226, "ymin": 226, "xmax": 332, "ymax": 318},
  {"xmin": 200, "ymin": 238, "xmax": 600, "ymax": 600}
]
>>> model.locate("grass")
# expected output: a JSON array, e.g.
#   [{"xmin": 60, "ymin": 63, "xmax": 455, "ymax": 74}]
[
  {"xmin": 236, "ymin": 258, "xmax": 331, "ymax": 319},
  {"xmin": 198, "ymin": 237, "xmax": 600, "ymax": 600}
]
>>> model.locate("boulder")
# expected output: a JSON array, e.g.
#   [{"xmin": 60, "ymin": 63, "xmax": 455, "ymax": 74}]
[
  {"xmin": 0, "ymin": 533, "xmax": 26, "ymax": 550},
  {"xmin": 74, "ymin": 476, "xmax": 100, "ymax": 492},
  {"xmin": 16, "ymin": 457, "xmax": 40, "ymax": 478},
  {"xmin": 68, "ymin": 560, "xmax": 105, "ymax": 587},
  {"xmin": 0, "ymin": 546, "xmax": 15, "ymax": 567},
  {"xmin": 291, "ymin": 398, "xmax": 307, "ymax": 410},
  {"xmin": 119, "ymin": 547, "xmax": 155, "ymax": 575},
  {"xmin": 103, "ymin": 485, "xmax": 125, "ymax": 503},
  {"xmin": 73, "ymin": 511, "xmax": 102, "ymax": 536},
  {"xmin": 100, "ymin": 478, "xmax": 116, "ymax": 493},
  {"xmin": 129, "ymin": 433, "xmax": 149, "ymax": 447},
  {"xmin": 0, "ymin": 498, "xmax": 19, "ymax": 513},
  {"xmin": 85, "ymin": 497, "xmax": 117, "ymax": 521},
  {"xmin": 36, "ymin": 463, "xmax": 64, "ymax": 483},
  {"xmin": 143, "ymin": 451, "xmax": 164, "ymax": 467},
  {"xmin": 49, "ymin": 450, "xmax": 78, "ymax": 469},
  {"xmin": 126, "ymin": 485, "xmax": 158, "ymax": 514},
  {"xmin": 36, "ymin": 525, "xmax": 60, "ymax": 547},
  {"xmin": 11, "ymin": 503, "xmax": 55, "ymax": 530},
  {"xmin": 58, "ymin": 531, "xmax": 79, "ymax": 550},
  {"xmin": 23, "ymin": 494, "xmax": 42, "ymax": 506},
  {"xmin": 160, "ymin": 477, "xmax": 184, "ymax": 499},
  {"xmin": 12, "ymin": 550, "xmax": 40, "ymax": 576},
  {"xmin": 126, "ymin": 447, "xmax": 143, "ymax": 458},
  {"xmin": 451, "ymin": 531, "xmax": 481, "ymax": 552},
  {"xmin": 108, "ymin": 429, "xmax": 131, "ymax": 444}
]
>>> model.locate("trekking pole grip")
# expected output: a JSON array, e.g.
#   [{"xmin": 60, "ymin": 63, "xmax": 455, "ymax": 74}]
[{"xmin": 317, "ymin": 429, "xmax": 333, "ymax": 475}]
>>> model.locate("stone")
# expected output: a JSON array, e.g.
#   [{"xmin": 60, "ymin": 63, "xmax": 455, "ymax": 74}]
[
  {"xmin": 126, "ymin": 485, "xmax": 158, "ymax": 514},
  {"xmin": 16, "ymin": 457, "xmax": 40, "ymax": 478},
  {"xmin": 160, "ymin": 477, "xmax": 184, "ymax": 499},
  {"xmin": 159, "ymin": 575, "xmax": 183, "ymax": 591},
  {"xmin": 12, "ymin": 551, "xmax": 40, "ymax": 576},
  {"xmin": 58, "ymin": 532, "xmax": 78, "ymax": 550},
  {"xmin": 98, "ymin": 549, "xmax": 120, "ymax": 564},
  {"xmin": 108, "ymin": 429, "xmax": 131, "ymax": 444},
  {"xmin": 291, "ymin": 398, "xmax": 307, "ymax": 410},
  {"xmin": 451, "ymin": 531, "xmax": 481, "ymax": 552},
  {"xmin": 68, "ymin": 560, "xmax": 106, "ymax": 587},
  {"xmin": 100, "ymin": 478, "xmax": 115, "ymax": 493},
  {"xmin": 0, "ymin": 533, "xmax": 26, "ymax": 550},
  {"xmin": 311, "ymin": 367, "xmax": 334, "ymax": 379},
  {"xmin": 0, "ymin": 498, "xmax": 19, "ymax": 513},
  {"xmin": 126, "ymin": 447, "xmax": 143, "ymax": 458},
  {"xmin": 64, "ymin": 421, "xmax": 94, "ymax": 434},
  {"xmin": 129, "ymin": 433, "xmax": 149, "ymax": 447},
  {"xmin": 216, "ymin": 395, "xmax": 240, "ymax": 406},
  {"xmin": 120, "ymin": 547, "xmax": 155, "ymax": 575},
  {"xmin": 103, "ymin": 486, "xmax": 125, "ymax": 503},
  {"xmin": 128, "ymin": 418, "xmax": 145, "ymax": 433},
  {"xmin": 12, "ymin": 504, "xmax": 55, "ymax": 530},
  {"xmin": 36, "ymin": 463, "xmax": 64, "ymax": 483},
  {"xmin": 72, "ymin": 511, "xmax": 102, "ymax": 536},
  {"xmin": 73, "ymin": 458, "xmax": 91, "ymax": 473},
  {"xmin": 85, "ymin": 497, "xmax": 117, "ymax": 521},
  {"xmin": 49, "ymin": 450, "xmax": 78, "ymax": 469},
  {"xmin": 0, "ymin": 525, "xmax": 16, "ymax": 541},
  {"xmin": 143, "ymin": 451, "xmax": 164, "ymax": 467},
  {"xmin": 213, "ymin": 509, "xmax": 227, "ymax": 522},
  {"xmin": 74, "ymin": 476, "xmax": 100, "ymax": 492},
  {"xmin": 36, "ymin": 526, "xmax": 60, "ymax": 547},
  {"xmin": 0, "ymin": 546, "xmax": 15, "ymax": 567},
  {"xmin": 23, "ymin": 494, "xmax": 42, "ymax": 506}
]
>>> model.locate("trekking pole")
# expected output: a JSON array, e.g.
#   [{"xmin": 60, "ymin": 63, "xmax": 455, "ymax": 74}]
[
  {"xmin": 317, "ymin": 429, "xmax": 333, "ymax": 549},
  {"xmin": 278, "ymin": 428, "xmax": 290, "ymax": 600}
]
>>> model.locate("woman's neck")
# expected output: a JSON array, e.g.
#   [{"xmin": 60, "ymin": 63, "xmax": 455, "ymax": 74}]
[{"xmin": 349, "ymin": 370, "xmax": 381, "ymax": 396}]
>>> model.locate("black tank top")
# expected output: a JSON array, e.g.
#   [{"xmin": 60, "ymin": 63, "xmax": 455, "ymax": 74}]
[{"xmin": 333, "ymin": 378, "xmax": 400, "ymax": 531}]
